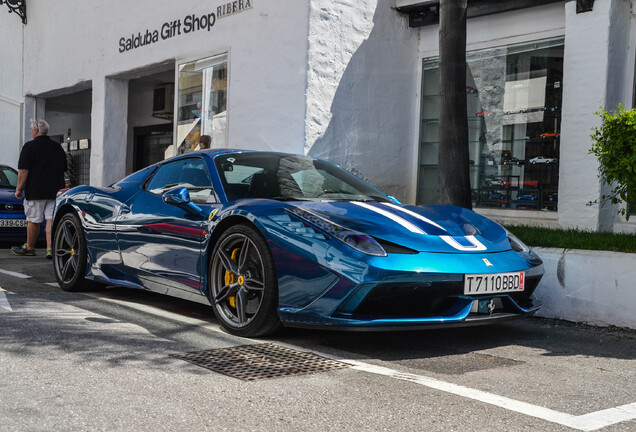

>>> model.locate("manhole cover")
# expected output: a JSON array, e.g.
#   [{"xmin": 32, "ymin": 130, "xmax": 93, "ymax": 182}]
[{"xmin": 170, "ymin": 343, "xmax": 350, "ymax": 381}]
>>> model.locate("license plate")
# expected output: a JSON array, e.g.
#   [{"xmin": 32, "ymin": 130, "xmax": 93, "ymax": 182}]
[
  {"xmin": 0, "ymin": 219, "xmax": 27, "ymax": 227},
  {"xmin": 464, "ymin": 272, "xmax": 524, "ymax": 295}
]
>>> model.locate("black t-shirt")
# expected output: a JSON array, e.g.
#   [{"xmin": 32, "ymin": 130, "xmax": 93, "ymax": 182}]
[{"xmin": 18, "ymin": 135, "xmax": 67, "ymax": 200}]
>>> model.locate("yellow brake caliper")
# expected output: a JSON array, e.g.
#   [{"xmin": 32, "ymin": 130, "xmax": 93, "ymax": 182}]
[{"xmin": 224, "ymin": 248, "xmax": 240, "ymax": 308}]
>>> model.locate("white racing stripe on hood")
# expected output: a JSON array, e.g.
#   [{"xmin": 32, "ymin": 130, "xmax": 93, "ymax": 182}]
[
  {"xmin": 353, "ymin": 202, "xmax": 488, "ymax": 251},
  {"xmin": 440, "ymin": 235, "xmax": 487, "ymax": 251},
  {"xmin": 352, "ymin": 202, "xmax": 427, "ymax": 235},
  {"xmin": 380, "ymin": 203, "xmax": 447, "ymax": 232},
  {"xmin": 379, "ymin": 203, "xmax": 487, "ymax": 251}
]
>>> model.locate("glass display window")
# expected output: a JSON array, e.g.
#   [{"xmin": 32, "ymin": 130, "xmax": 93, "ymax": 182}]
[
  {"xmin": 177, "ymin": 53, "xmax": 228, "ymax": 154},
  {"xmin": 418, "ymin": 38, "xmax": 564, "ymax": 212}
]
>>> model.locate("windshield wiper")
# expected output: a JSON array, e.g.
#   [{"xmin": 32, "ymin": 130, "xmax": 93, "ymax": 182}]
[
  {"xmin": 321, "ymin": 198, "xmax": 378, "ymax": 202},
  {"xmin": 162, "ymin": 183, "xmax": 182, "ymax": 189},
  {"xmin": 270, "ymin": 196, "xmax": 312, "ymax": 202}
]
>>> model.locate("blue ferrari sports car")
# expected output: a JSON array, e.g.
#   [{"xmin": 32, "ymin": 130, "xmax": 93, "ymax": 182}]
[{"xmin": 52, "ymin": 150, "xmax": 544, "ymax": 336}]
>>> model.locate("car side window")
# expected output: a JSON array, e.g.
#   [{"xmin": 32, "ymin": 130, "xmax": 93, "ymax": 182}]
[
  {"xmin": 146, "ymin": 158, "xmax": 217, "ymax": 204},
  {"xmin": 0, "ymin": 168, "xmax": 17, "ymax": 188},
  {"xmin": 0, "ymin": 170, "xmax": 10, "ymax": 187}
]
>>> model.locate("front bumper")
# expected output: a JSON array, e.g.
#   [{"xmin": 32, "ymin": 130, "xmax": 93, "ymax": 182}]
[
  {"xmin": 277, "ymin": 250, "xmax": 544, "ymax": 330},
  {"xmin": 280, "ymin": 293, "xmax": 542, "ymax": 330}
]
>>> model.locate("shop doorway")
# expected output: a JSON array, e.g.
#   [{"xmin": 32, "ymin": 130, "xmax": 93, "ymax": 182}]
[
  {"xmin": 127, "ymin": 67, "xmax": 175, "ymax": 173},
  {"xmin": 133, "ymin": 124, "xmax": 173, "ymax": 172},
  {"xmin": 44, "ymin": 89, "xmax": 92, "ymax": 187}
]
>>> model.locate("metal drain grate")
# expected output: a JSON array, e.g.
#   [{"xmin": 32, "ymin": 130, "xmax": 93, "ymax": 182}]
[{"xmin": 170, "ymin": 343, "xmax": 350, "ymax": 381}]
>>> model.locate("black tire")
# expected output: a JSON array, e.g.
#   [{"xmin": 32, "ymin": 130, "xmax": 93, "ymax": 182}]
[
  {"xmin": 209, "ymin": 223, "xmax": 281, "ymax": 337},
  {"xmin": 53, "ymin": 212, "xmax": 97, "ymax": 291}
]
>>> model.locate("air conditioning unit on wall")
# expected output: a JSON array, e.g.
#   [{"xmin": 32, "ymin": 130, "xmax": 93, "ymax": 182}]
[{"xmin": 152, "ymin": 84, "xmax": 174, "ymax": 120}]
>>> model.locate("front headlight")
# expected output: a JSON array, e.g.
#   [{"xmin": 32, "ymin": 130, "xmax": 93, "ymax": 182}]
[
  {"xmin": 506, "ymin": 229, "xmax": 530, "ymax": 253},
  {"xmin": 286, "ymin": 207, "xmax": 387, "ymax": 257}
]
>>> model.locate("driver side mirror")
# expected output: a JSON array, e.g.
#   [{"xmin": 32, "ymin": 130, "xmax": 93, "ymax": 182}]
[{"xmin": 162, "ymin": 187, "xmax": 206, "ymax": 218}]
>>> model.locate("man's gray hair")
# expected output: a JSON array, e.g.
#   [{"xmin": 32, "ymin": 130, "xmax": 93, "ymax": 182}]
[{"xmin": 30, "ymin": 119, "xmax": 50, "ymax": 135}]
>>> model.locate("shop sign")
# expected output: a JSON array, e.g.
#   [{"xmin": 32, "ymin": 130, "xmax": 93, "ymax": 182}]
[{"xmin": 118, "ymin": 0, "xmax": 253, "ymax": 53}]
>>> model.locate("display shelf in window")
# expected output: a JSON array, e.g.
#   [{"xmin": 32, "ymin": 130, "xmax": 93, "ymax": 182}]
[
  {"xmin": 421, "ymin": 117, "xmax": 486, "ymax": 123},
  {"xmin": 421, "ymin": 92, "xmax": 478, "ymax": 98},
  {"xmin": 421, "ymin": 140, "xmax": 484, "ymax": 145}
]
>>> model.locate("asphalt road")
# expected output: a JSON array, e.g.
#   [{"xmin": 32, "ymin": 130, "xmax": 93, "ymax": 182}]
[{"xmin": 0, "ymin": 247, "xmax": 634, "ymax": 432}]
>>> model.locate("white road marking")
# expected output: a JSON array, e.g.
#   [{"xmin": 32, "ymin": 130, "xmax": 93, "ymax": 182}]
[
  {"xmin": 46, "ymin": 282, "xmax": 59, "ymax": 287},
  {"xmin": 0, "ymin": 268, "xmax": 32, "ymax": 279},
  {"xmin": 0, "ymin": 291, "xmax": 12, "ymax": 311},
  {"xmin": 11, "ymin": 297, "xmax": 170, "ymax": 340},
  {"xmin": 81, "ymin": 292, "xmax": 635, "ymax": 431},
  {"xmin": 568, "ymin": 403, "xmax": 636, "ymax": 431},
  {"xmin": 3, "ymin": 276, "xmax": 633, "ymax": 431},
  {"xmin": 81, "ymin": 292, "xmax": 222, "ymax": 332},
  {"xmin": 341, "ymin": 360, "xmax": 635, "ymax": 432}
]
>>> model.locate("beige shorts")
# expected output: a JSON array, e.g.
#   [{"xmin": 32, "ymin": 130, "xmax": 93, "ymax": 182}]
[{"xmin": 24, "ymin": 199, "xmax": 55, "ymax": 223}]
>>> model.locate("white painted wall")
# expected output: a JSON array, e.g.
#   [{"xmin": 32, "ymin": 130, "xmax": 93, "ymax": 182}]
[
  {"xmin": 15, "ymin": 0, "xmax": 421, "ymax": 200},
  {"xmin": 533, "ymin": 247, "xmax": 636, "ymax": 330},
  {"xmin": 304, "ymin": 0, "xmax": 420, "ymax": 203},
  {"xmin": 558, "ymin": 0, "xmax": 630, "ymax": 232},
  {"xmin": 19, "ymin": 0, "xmax": 312, "ymax": 185},
  {"xmin": 45, "ymin": 112, "xmax": 91, "ymax": 142},
  {"xmin": 417, "ymin": 3, "xmax": 566, "ymax": 56},
  {"xmin": 92, "ymin": 78, "xmax": 128, "ymax": 186},
  {"xmin": 0, "ymin": 11, "xmax": 24, "ymax": 167}
]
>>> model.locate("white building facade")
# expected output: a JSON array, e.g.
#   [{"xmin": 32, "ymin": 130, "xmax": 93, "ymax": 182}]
[{"xmin": 0, "ymin": 0, "xmax": 634, "ymax": 232}]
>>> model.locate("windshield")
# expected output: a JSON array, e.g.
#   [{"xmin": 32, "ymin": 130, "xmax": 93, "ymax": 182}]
[
  {"xmin": 0, "ymin": 166, "xmax": 18, "ymax": 189},
  {"xmin": 215, "ymin": 153, "xmax": 391, "ymax": 203}
]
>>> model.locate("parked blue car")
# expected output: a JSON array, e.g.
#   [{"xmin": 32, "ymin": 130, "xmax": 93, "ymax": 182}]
[
  {"xmin": 0, "ymin": 164, "xmax": 45, "ymax": 241},
  {"xmin": 53, "ymin": 150, "xmax": 544, "ymax": 336}
]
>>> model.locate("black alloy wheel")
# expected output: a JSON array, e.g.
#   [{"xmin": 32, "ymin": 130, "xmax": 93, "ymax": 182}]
[
  {"xmin": 53, "ymin": 212, "xmax": 96, "ymax": 291},
  {"xmin": 209, "ymin": 224, "xmax": 281, "ymax": 337}
]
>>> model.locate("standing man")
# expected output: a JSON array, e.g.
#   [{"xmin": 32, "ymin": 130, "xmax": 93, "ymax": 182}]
[{"xmin": 11, "ymin": 120, "xmax": 67, "ymax": 258}]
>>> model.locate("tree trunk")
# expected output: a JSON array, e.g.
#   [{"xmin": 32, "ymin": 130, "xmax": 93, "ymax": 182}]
[{"xmin": 438, "ymin": 0, "xmax": 472, "ymax": 209}]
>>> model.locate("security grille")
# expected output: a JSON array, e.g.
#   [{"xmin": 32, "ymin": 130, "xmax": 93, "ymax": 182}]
[
  {"xmin": 68, "ymin": 149, "xmax": 90, "ymax": 186},
  {"xmin": 170, "ymin": 343, "xmax": 350, "ymax": 381}
]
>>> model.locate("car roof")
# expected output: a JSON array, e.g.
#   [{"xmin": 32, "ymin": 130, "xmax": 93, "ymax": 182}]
[
  {"xmin": 182, "ymin": 149, "xmax": 316, "ymax": 163},
  {"xmin": 197, "ymin": 149, "xmax": 294, "ymax": 157}
]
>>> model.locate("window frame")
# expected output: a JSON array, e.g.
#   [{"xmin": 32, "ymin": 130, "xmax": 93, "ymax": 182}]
[
  {"xmin": 174, "ymin": 52, "xmax": 229, "ymax": 157},
  {"xmin": 417, "ymin": 37, "xmax": 565, "ymax": 213},
  {"xmin": 144, "ymin": 156, "xmax": 218, "ymax": 205}
]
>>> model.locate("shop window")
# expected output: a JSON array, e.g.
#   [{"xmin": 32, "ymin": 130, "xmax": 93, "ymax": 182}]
[
  {"xmin": 418, "ymin": 38, "xmax": 564, "ymax": 212},
  {"xmin": 177, "ymin": 54, "xmax": 228, "ymax": 154}
]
